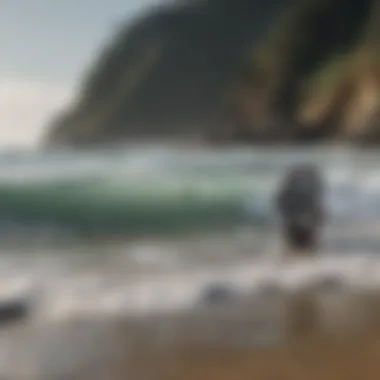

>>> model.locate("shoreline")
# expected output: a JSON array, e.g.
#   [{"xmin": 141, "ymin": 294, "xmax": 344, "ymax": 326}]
[{"xmin": 4, "ymin": 282, "xmax": 380, "ymax": 379}]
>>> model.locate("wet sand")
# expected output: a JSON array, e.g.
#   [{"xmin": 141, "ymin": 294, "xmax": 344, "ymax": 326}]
[
  {"xmin": 3, "ymin": 284, "xmax": 380, "ymax": 380},
  {"xmin": 2, "ymin": 252, "xmax": 380, "ymax": 379},
  {"xmin": 146, "ymin": 331, "xmax": 380, "ymax": 380},
  {"xmin": 90, "ymin": 290, "xmax": 380, "ymax": 380}
]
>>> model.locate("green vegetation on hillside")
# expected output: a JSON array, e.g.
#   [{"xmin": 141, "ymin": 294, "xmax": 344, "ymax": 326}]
[{"xmin": 45, "ymin": 0, "xmax": 380, "ymax": 147}]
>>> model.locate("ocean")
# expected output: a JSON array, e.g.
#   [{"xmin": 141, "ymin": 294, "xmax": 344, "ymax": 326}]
[{"xmin": 1, "ymin": 144, "xmax": 380, "ymax": 378}]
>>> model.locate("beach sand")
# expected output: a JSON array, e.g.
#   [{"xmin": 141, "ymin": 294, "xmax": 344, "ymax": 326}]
[
  {"xmin": 3, "ymin": 287, "xmax": 380, "ymax": 380},
  {"xmin": 3, "ymin": 254, "xmax": 380, "ymax": 380},
  {"xmin": 88, "ymin": 290, "xmax": 380, "ymax": 380}
]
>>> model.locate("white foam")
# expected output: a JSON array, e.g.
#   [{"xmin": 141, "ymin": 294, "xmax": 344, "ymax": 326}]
[
  {"xmin": 1, "ymin": 244, "xmax": 380, "ymax": 325},
  {"xmin": 19, "ymin": 255, "xmax": 380, "ymax": 323}
]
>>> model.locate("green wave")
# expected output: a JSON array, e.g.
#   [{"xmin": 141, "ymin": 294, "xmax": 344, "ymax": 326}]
[{"xmin": 0, "ymin": 178, "xmax": 269, "ymax": 237}]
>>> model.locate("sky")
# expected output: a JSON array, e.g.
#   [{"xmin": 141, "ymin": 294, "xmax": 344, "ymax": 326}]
[{"xmin": 0, "ymin": 0, "xmax": 163, "ymax": 149}]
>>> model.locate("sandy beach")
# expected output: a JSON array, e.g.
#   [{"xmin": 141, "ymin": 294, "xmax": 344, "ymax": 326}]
[
  {"xmin": 5, "ymin": 290, "xmax": 380, "ymax": 380},
  {"xmin": 1, "ymin": 255, "xmax": 380, "ymax": 379}
]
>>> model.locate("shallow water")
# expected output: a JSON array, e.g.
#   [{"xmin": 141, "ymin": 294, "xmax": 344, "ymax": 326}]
[{"xmin": 0, "ymin": 146, "xmax": 375, "ymax": 317}]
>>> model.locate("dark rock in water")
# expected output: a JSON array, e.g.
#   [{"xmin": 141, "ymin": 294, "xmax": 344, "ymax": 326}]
[
  {"xmin": 200, "ymin": 283, "xmax": 237, "ymax": 306},
  {"xmin": 317, "ymin": 274, "xmax": 346, "ymax": 291},
  {"xmin": 0, "ymin": 298, "xmax": 29, "ymax": 326},
  {"xmin": 257, "ymin": 280, "xmax": 282, "ymax": 297}
]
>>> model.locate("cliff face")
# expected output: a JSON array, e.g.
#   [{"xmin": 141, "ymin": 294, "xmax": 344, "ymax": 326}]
[
  {"xmin": 226, "ymin": 0, "xmax": 380, "ymax": 144},
  {"xmin": 45, "ymin": 0, "xmax": 380, "ymax": 147},
  {"xmin": 44, "ymin": 0, "xmax": 289, "ymax": 147}
]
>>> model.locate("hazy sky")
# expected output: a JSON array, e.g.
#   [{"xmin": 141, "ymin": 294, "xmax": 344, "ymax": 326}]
[{"xmin": 0, "ymin": 0, "xmax": 162, "ymax": 148}]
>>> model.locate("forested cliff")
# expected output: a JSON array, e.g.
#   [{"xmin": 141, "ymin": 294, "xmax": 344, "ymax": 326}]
[{"xmin": 45, "ymin": 0, "xmax": 380, "ymax": 147}]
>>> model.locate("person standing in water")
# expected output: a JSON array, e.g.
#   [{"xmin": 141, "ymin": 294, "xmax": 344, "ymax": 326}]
[{"xmin": 275, "ymin": 164, "xmax": 325, "ymax": 258}]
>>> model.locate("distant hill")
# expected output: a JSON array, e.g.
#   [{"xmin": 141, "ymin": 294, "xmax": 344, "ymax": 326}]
[{"xmin": 45, "ymin": 0, "xmax": 380, "ymax": 147}]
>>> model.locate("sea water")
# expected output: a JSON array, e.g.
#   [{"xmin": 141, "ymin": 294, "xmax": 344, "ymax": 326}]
[{"xmin": 0, "ymin": 145, "xmax": 379, "ymax": 378}]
